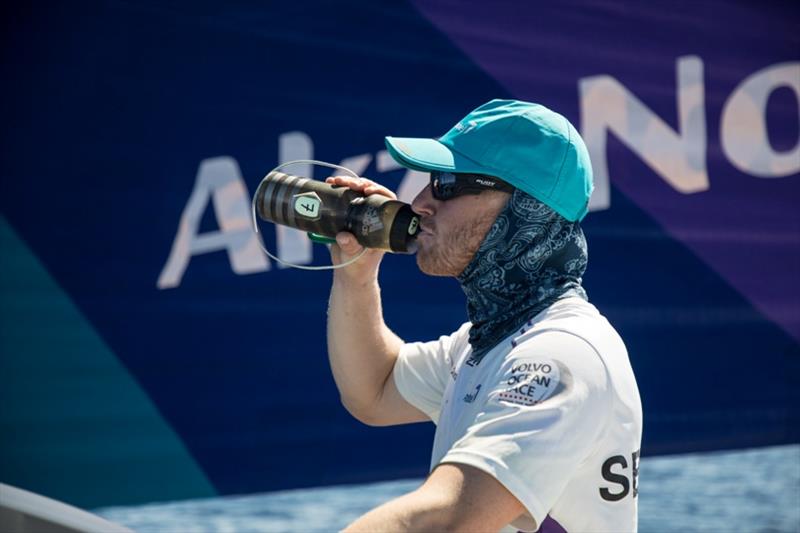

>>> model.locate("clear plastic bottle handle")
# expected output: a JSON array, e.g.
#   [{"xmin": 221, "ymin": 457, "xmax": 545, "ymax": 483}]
[{"xmin": 250, "ymin": 159, "xmax": 368, "ymax": 271}]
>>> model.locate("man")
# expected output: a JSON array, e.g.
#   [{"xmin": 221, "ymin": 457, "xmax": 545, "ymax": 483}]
[{"xmin": 326, "ymin": 99, "xmax": 642, "ymax": 532}]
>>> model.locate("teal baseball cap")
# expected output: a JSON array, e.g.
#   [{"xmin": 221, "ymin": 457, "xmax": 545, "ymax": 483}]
[{"xmin": 385, "ymin": 99, "xmax": 594, "ymax": 222}]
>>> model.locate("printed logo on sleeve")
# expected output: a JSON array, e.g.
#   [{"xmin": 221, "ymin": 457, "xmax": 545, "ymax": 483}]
[{"xmin": 496, "ymin": 359, "xmax": 560, "ymax": 406}]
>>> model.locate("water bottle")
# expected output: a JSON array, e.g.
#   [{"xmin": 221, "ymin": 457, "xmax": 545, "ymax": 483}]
[{"xmin": 254, "ymin": 171, "xmax": 419, "ymax": 253}]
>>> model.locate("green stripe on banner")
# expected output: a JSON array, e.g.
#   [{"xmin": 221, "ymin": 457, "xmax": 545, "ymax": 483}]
[{"xmin": 0, "ymin": 214, "xmax": 216, "ymax": 507}]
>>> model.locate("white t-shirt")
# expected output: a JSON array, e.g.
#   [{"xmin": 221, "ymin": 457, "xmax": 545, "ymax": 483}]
[{"xmin": 393, "ymin": 296, "xmax": 642, "ymax": 532}]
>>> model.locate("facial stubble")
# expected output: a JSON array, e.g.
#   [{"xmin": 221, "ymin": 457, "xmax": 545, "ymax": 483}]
[{"xmin": 415, "ymin": 207, "xmax": 502, "ymax": 278}]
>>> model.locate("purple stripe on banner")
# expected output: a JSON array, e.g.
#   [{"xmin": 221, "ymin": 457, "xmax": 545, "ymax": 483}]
[{"xmin": 411, "ymin": 1, "xmax": 800, "ymax": 342}]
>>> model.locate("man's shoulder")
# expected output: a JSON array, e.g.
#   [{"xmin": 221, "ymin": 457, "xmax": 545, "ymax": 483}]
[
  {"xmin": 506, "ymin": 297, "xmax": 628, "ymax": 372},
  {"xmin": 535, "ymin": 297, "xmax": 623, "ymax": 346},
  {"xmin": 505, "ymin": 324, "xmax": 608, "ymax": 374},
  {"xmin": 542, "ymin": 295, "xmax": 602, "ymax": 321}
]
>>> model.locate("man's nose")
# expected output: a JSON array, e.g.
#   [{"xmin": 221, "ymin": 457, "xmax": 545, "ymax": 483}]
[{"xmin": 411, "ymin": 184, "xmax": 436, "ymax": 216}]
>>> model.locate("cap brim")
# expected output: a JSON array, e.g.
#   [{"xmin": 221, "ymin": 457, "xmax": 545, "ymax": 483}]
[{"xmin": 384, "ymin": 136, "xmax": 487, "ymax": 174}]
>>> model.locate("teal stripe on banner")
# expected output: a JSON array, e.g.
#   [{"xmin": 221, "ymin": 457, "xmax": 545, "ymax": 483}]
[{"xmin": 0, "ymin": 215, "xmax": 216, "ymax": 507}]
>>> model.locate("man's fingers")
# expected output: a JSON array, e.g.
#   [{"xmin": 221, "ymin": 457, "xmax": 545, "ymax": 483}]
[
  {"xmin": 335, "ymin": 232, "xmax": 364, "ymax": 256},
  {"xmin": 325, "ymin": 176, "xmax": 397, "ymax": 200},
  {"xmin": 332, "ymin": 176, "xmax": 370, "ymax": 190},
  {"xmin": 362, "ymin": 183, "xmax": 396, "ymax": 199},
  {"xmin": 326, "ymin": 175, "xmax": 365, "ymax": 188}
]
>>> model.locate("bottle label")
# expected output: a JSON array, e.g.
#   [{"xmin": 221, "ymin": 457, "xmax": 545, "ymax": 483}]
[
  {"xmin": 293, "ymin": 192, "xmax": 322, "ymax": 220},
  {"xmin": 360, "ymin": 206, "xmax": 383, "ymax": 235}
]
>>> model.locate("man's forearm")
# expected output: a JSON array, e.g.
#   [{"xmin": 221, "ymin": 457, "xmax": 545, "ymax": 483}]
[
  {"xmin": 344, "ymin": 463, "xmax": 524, "ymax": 533},
  {"xmin": 327, "ymin": 275, "xmax": 403, "ymax": 420},
  {"xmin": 342, "ymin": 489, "xmax": 450, "ymax": 533}
]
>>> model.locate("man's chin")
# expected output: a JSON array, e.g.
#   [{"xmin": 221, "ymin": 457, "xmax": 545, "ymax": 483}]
[{"xmin": 416, "ymin": 251, "xmax": 452, "ymax": 277}]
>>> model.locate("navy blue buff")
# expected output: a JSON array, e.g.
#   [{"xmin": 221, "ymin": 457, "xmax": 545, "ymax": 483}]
[{"xmin": 457, "ymin": 189, "xmax": 589, "ymax": 365}]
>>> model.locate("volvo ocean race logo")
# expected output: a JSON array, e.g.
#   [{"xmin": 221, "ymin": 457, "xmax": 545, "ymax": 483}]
[{"xmin": 496, "ymin": 359, "xmax": 560, "ymax": 407}]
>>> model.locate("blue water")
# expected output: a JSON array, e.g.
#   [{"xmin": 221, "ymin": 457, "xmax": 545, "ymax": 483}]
[{"xmin": 96, "ymin": 444, "xmax": 800, "ymax": 532}]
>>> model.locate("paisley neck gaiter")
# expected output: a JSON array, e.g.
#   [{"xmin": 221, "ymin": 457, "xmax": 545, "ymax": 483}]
[{"xmin": 457, "ymin": 189, "xmax": 589, "ymax": 365}]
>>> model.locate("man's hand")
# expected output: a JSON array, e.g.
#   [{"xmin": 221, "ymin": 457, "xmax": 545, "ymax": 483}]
[
  {"xmin": 326, "ymin": 175, "xmax": 396, "ymax": 283},
  {"xmin": 343, "ymin": 463, "xmax": 526, "ymax": 532}
]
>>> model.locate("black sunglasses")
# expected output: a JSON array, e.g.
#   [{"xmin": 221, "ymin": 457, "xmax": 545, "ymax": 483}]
[{"xmin": 430, "ymin": 171, "xmax": 514, "ymax": 201}]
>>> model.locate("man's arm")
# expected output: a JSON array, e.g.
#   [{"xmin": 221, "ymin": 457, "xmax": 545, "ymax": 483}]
[
  {"xmin": 326, "ymin": 175, "xmax": 428, "ymax": 426},
  {"xmin": 344, "ymin": 462, "xmax": 526, "ymax": 532}
]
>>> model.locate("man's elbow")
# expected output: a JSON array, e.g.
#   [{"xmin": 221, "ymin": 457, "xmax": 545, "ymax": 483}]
[{"xmin": 339, "ymin": 395, "xmax": 391, "ymax": 427}]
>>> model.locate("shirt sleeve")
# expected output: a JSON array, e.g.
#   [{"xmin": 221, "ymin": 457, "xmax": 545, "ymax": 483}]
[
  {"xmin": 392, "ymin": 322, "xmax": 471, "ymax": 424},
  {"xmin": 437, "ymin": 329, "xmax": 612, "ymax": 530}
]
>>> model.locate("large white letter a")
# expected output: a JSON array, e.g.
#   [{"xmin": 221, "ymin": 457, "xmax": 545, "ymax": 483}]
[{"xmin": 157, "ymin": 157, "xmax": 269, "ymax": 289}]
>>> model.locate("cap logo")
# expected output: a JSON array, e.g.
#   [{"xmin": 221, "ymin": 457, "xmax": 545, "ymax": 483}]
[{"xmin": 454, "ymin": 120, "xmax": 478, "ymax": 134}]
